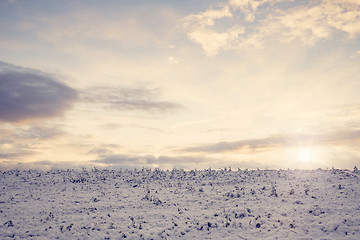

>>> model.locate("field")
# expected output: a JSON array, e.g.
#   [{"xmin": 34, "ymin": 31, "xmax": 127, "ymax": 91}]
[{"xmin": 1, "ymin": 168, "xmax": 359, "ymax": 239}]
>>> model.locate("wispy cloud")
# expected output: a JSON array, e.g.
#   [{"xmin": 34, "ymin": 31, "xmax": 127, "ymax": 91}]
[
  {"xmin": 82, "ymin": 85, "xmax": 185, "ymax": 114},
  {"xmin": 92, "ymin": 153, "xmax": 214, "ymax": 170},
  {"xmin": 183, "ymin": 0, "xmax": 360, "ymax": 55},
  {"xmin": 91, "ymin": 152, "xmax": 274, "ymax": 170},
  {"xmin": 180, "ymin": 129, "xmax": 360, "ymax": 153},
  {"xmin": 14, "ymin": 126, "xmax": 65, "ymax": 140},
  {"xmin": 4, "ymin": 153, "xmax": 264, "ymax": 170},
  {"xmin": 0, "ymin": 61, "xmax": 78, "ymax": 123},
  {"xmin": 88, "ymin": 144, "xmax": 121, "ymax": 155},
  {"xmin": 0, "ymin": 125, "xmax": 66, "ymax": 161},
  {"xmin": 0, "ymin": 151, "xmax": 36, "ymax": 160},
  {"xmin": 0, "ymin": 160, "xmax": 84, "ymax": 171},
  {"xmin": 181, "ymin": 134, "xmax": 296, "ymax": 153}
]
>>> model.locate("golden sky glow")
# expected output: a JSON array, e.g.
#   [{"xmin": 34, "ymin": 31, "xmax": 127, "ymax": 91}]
[{"xmin": 1, "ymin": 0, "xmax": 360, "ymax": 170}]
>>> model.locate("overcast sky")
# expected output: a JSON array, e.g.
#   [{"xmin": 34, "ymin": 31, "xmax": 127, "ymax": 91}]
[{"xmin": 1, "ymin": 0, "xmax": 360, "ymax": 170}]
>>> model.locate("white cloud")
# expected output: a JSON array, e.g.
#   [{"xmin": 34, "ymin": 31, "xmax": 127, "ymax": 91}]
[
  {"xmin": 183, "ymin": 5, "xmax": 241, "ymax": 56},
  {"xmin": 183, "ymin": 0, "xmax": 360, "ymax": 55},
  {"xmin": 184, "ymin": 5, "xmax": 233, "ymax": 28},
  {"xmin": 187, "ymin": 24, "xmax": 245, "ymax": 56},
  {"xmin": 323, "ymin": 0, "xmax": 360, "ymax": 38},
  {"xmin": 229, "ymin": 0, "xmax": 267, "ymax": 22},
  {"xmin": 273, "ymin": 5, "xmax": 332, "ymax": 45},
  {"xmin": 273, "ymin": 0, "xmax": 360, "ymax": 44}
]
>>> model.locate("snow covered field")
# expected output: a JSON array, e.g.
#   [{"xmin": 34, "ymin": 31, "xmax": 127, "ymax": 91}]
[{"xmin": 0, "ymin": 168, "xmax": 359, "ymax": 239}]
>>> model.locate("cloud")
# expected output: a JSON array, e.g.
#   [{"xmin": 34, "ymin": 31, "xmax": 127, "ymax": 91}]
[
  {"xmin": 0, "ymin": 126, "xmax": 64, "ymax": 144},
  {"xmin": 0, "ymin": 153, "xmax": 271, "ymax": 170},
  {"xmin": 90, "ymin": 152, "xmax": 276, "ymax": 170},
  {"xmin": 82, "ymin": 85, "xmax": 184, "ymax": 114},
  {"xmin": 273, "ymin": 6, "xmax": 331, "ymax": 45},
  {"xmin": 184, "ymin": 5, "xmax": 233, "ymax": 27},
  {"xmin": 325, "ymin": 0, "xmax": 360, "ymax": 38},
  {"xmin": 91, "ymin": 153, "xmax": 214, "ymax": 169},
  {"xmin": 93, "ymin": 154, "xmax": 150, "ymax": 165},
  {"xmin": 271, "ymin": 0, "xmax": 360, "ymax": 45},
  {"xmin": 0, "ymin": 160, "xmax": 84, "ymax": 171},
  {"xmin": 229, "ymin": 0, "xmax": 276, "ymax": 22},
  {"xmin": 326, "ymin": 129, "xmax": 360, "ymax": 145},
  {"xmin": 0, "ymin": 61, "xmax": 78, "ymax": 123},
  {"xmin": 88, "ymin": 144, "xmax": 121, "ymax": 155},
  {"xmin": 15, "ymin": 126, "xmax": 65, "ymax": 140},
  {"xmin": 183, "ymin": 0, "xmax": 360, "ymax": 55},
  {"xmin": 183, "ymin": 5, "xmax": 245, "ymax": 56},
  {"xmin": 181, "ymin": 134, "xmax": 297, "ymax": 153},
  {"xmin": 0, "ymin": 151, "xmax": 36, "ymax": 160},
  {"xmin": 187, "ymin": 24, "xmax": 245, "ymax": 56},
  {"xmin": 0, "ymin": 125, "xmax": 66, "ymax": 161},
  {"xmin": 0, "ymin": 127, "xmax": 42, "ymax": 161},
  {"xmin": 181, "ymin": 129, "xmax": 360, "ymax": 153}
]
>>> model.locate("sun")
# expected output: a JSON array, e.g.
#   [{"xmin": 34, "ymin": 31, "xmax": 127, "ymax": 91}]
[{"xmin": 299, "ymin": 149, "xmax": 312, "ymax": 163}]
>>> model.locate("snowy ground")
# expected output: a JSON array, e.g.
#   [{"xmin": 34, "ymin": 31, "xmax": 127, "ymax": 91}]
[{"xmin": 0, "ymin": 168, "xmax": 359, "ymax": 239}]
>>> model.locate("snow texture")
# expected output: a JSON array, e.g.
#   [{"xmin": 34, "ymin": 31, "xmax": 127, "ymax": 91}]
[{"xmin": 0, "ymin": 168, "xmax": 359, "ymax": 239}]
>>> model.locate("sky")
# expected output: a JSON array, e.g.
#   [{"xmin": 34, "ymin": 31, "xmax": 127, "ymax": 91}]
[{"xmin": 1, "ymin": 0, "xmax": 360, "ymax": 171}]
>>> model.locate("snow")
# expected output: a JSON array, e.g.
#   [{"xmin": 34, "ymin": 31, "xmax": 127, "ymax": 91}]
[{"xmin": 0, "ymin": 168, "xmax": 359, "ymax": 239}]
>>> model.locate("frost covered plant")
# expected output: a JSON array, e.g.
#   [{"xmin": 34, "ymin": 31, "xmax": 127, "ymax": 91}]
[
  {"xmin": 270, "ymin": 186, "xmax": 278, "ymax": 197},
  {"xmin": 289, "ymin": 189, "xmax": 295, "ymax": 195},
  {"xmin": 223, "ymin": 208, "xmax": 231, "ymax": 228},
  {"xmin": 3, "ymin": 220, "xmax": 14, "ymax": 227},
  {"xmin": 143, "ymin": 190, "xmax": 163, "ymax": 206}
]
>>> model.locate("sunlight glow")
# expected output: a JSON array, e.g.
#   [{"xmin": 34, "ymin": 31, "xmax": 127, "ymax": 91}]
[{"xmin": 299, "ymin": 149, "xmax": 312, "ymax": 163}]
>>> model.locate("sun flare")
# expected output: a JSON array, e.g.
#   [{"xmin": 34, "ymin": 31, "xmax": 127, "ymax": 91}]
[{"xmin": 299, "ymin": 149, "xmax": 312, "ymax": 163}]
